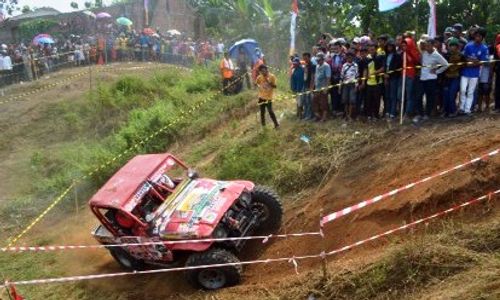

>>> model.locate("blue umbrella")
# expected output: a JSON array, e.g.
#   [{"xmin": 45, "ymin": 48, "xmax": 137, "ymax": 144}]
[{"xmin": 228, "ymin": 39, "xmax": 263, "ymax": 65}]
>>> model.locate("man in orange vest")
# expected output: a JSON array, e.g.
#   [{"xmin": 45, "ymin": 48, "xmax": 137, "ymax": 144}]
[{"xmin": 220, "ymin": 51, "xmax": 235, "ymax": 95}]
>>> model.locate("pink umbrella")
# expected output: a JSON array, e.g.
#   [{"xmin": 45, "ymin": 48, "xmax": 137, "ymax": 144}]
[{"xmin": 96, "ymin": 12, "xmax": 112, "ymax": 19}]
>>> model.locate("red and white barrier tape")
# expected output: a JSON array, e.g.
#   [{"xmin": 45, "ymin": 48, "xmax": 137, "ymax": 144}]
[
  {"xmin": 321, "ymin": 148, "xmax": 499, "ymax": 225},
  {"xmin": 2, "ymin": 189, "xmax": 497, "ymax": 288},
  {"xmin": 1, "ymin": 232, "xmax": 321, "ymax": 253}
]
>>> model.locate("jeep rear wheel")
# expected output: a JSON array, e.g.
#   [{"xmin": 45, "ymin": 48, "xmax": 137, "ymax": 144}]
[
  {"xmin": 185, "ymin": 248, "xmax": 242, "ymax": 290},
  {"xmin": 251, "ymin": 185, "xmax": 283, "ymax": 233},
  {"xmin": 109, "ymin": 247, "xmax": 145, "ymax": 271}
]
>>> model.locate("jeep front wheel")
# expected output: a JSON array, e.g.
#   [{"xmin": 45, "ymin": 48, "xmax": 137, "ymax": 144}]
[
  {"xmin": 251, "ymin": 185, "xmax": 283, "ymax": 233},
  {"xmin": 108, "ymin": 247, "xmax": 145, "ymax": 271},
  {"xmin": 185, "ymin": 248, "xmax": 242, "ymax": 290}
]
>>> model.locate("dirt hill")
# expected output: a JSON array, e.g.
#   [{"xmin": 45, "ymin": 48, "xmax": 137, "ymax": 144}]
[{"xmin": 0, "ymin": 64, "xmax": 499, "ymax": 299}]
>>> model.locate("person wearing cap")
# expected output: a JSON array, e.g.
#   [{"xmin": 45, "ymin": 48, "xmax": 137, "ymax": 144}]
[
  {"xmin": 459, "ymin": 28, "xmax": 489, "ymax": 115},
  {"xmin": 444, "ymin": 27, "xmax": 453, "ymax": 41},
  {"xmin": 219, "ymin": 51, "xmax": 235, "ymax": 95},
  {"xmin": 384, "ymin": 39, "xmax": 402, "ymax": 119},
  {"xmin": 443, "ymin": 38, "xmax": 466, "ymax": 117},
  {"xmin": 451, "ymin": 23, "xmax": 468, "ymax": 50},
  {"xmin": 313, "ymin": 52, "xmax": 331, "ymax": 122},
  {"xmin": 377, "ymin": 34, "xmax": 389, "ymax": 56},
  {"xmin": 419, "ymin": 38, "xmax": 449, "ymax": 121},
  {"xmin": 290, "ymin": 57, "xmax": 305, "ymax": 119},
  {"xmin": 365, "ymin": 43, "xmax": 385, "ymax": 120},
  {"xmin": 341, "ymin": 50, "xmax": 359, "ymax": 120},
  {"xmin": 255, "ymin": 64, "xmax": 279, "ymax": 128}
]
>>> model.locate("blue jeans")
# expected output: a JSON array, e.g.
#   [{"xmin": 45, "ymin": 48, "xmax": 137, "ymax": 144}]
[
  {"xmin": 404, "ymin": 76, "xmax": 415, "ymax": 115},
  {"xmin": 388, "ymin": 76, "xmax": 402, "ymax": 116},
  {"xmin": 422, "ymin": 79, "xmax": 437, "ymax": 116},
  {"xmin": 443, "ymin": 77, "xmax": 460, "ymax": 115},
  {"xmin": 303, "ymin": 92, "xmax": 313, "ymax": 119}
]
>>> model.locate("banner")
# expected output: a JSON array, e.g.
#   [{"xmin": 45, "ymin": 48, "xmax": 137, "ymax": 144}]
[
  {"xmin": 289, "ymin": 0, "xmax": 299, "ymax": 56},
  {"xmin": 378, "ymin": 0, "xmax": 408, "ymax": 12},
  {"xmin": 427, "ymin": 0, "xmax": 437, "ymax": 38}
]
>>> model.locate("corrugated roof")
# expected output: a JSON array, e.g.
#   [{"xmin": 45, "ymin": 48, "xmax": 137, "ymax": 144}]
[{"xmin": 9, "ymin": 7, "xmax": 61, "ymax": 22}]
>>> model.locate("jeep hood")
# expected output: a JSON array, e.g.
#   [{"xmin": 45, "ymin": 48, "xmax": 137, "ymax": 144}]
[{"xmin": 151, "ymin": 178, "xmax": 254, "ymax": 239}]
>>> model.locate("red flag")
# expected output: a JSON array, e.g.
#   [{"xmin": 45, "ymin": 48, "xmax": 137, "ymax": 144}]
[
  {"xmin": 8, "ymin": 283, "xmax": 25, "ymax": 300},
  {"xmin": 292, "ymin": 0, "xmax": 299, "ymax": 14}
]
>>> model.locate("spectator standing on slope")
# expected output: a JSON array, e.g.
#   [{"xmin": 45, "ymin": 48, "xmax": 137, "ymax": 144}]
[
  {"xmin": 255, "ymin": 65, "xmax": 279, "ymax": 129},
  {"xmin": 340, "ymin": 50, "xmax": 358, "ymax": 120},
  {"xmin": 459, "ymin": 28, "xmax": 488, "ymax": 115},
  {"xmin": 219, "ymin": 51, "xmax": 235, "ymax": 95},
  {"xmin": 419, "ymin": 38, "xmax": 449, "ymax": 121},
  {"xmin": 290, "ymin": 57, "xmax": 305, "ymax": 119}
]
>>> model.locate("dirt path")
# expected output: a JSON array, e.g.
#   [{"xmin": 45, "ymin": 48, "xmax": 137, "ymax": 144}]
[{"xmin": 15, "ymin": 114, "xmax": 498, "ymax": 299}]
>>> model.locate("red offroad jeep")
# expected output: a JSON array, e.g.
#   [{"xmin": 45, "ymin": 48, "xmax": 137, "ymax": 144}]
[{"xmin": 89, "ymin": 153, "xmax": 282, "ymax": 290}]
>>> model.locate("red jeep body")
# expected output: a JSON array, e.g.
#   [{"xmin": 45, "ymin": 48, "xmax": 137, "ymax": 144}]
[{"xmin": 89, "ymin": 153, "xmax": 257, "ymax": 263}]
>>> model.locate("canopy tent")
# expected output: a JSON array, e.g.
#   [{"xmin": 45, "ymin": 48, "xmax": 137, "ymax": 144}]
[{"xmin": 228, "ymin": 39, "xmax": 263, "ymax": 65}]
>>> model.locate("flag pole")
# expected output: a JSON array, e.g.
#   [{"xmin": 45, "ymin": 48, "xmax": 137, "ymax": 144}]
[{"xmin": 400, "ymin": 52, "xmax": 407, "ymax": 125}]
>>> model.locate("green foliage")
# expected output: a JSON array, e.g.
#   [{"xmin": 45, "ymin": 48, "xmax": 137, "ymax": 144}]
[
  {"xmin": 216, "ymin": 131, "xmax": 281, "ymax": 184},
  {"xmin": 18, "ymin": 19, "xmax": 58, "ymax": 41}
]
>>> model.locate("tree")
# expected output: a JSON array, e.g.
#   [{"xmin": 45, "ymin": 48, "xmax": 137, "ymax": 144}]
[
  {"xmin": 70, "ymin": 2, "xmax": 79, "ymax": 10},
  {"xmin": 84, "ymin": 2, "xmax": 92, "ymax": 9},
  {"xmin": 0, "ymin": 0, "xmax": 21, "ymax": 16},
  {"xmin": 21, "ymin": 5, "xmax": 31, "ymax": 14}
]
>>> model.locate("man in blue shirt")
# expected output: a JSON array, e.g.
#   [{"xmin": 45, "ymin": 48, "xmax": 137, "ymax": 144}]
[
  {"xmin": 459, "ymin": 28, "xmax": 489, "ymax": 115},
  {"xmin": 290, "ymin": 57, "xmax": 305, "ymax": 119}
]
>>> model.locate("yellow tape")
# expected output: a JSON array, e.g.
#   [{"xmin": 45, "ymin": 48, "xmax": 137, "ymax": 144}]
[
  {"xmin": 6, "ymin": 183, "xmax": 75, "ymax": 247},
  {"xmin": 4, "ymin": 71, "xmax": 244, "ymax": 247}
]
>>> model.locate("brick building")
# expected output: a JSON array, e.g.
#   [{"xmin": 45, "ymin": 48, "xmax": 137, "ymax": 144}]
[{"xmin": 100, "ymin": 0, "xmax": 204, "ymax": 38}]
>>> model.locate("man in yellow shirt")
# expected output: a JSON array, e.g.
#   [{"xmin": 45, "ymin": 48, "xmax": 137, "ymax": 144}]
[{"xmin": 255, "ymin": 65, "xmax": 279, "ymax": 128}]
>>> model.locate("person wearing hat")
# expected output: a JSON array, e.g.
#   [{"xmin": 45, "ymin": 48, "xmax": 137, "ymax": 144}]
[
  {"xmin": 220, "ymin": 51, "xmax": 235, "ymax": 95},
  {"xmin": 313, "ymin": 52, "xmax": 331, "ymax": 122},
  {"xmin": 451, "ymin": 23, "xmax": 468, "ymax": 50},
  {"xmin": 255, "ymin": 64, "xmax": 279, "ymax": 128},
  {"xmin": 290, "ymin": 57, "xmax": 305, "ymax": 119},
  {"xmin": 443, "ymin": 38, "xmax": 466, "ymax": 117},
  {"xmin": 459, "ymin": 27, "xmax": 488, "ymax": 115}
]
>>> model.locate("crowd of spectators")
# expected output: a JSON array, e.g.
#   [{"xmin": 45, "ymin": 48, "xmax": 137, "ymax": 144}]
[
  {"xmin": 290, "ymin": 24, "xmax": 500, "ymax": 124},
  {"xmin": 0, "ymin": 26, "xmax": 225, "ymax": 88}
]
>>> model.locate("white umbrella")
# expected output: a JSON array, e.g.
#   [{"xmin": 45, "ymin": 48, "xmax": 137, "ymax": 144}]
[{"xmin": 167, "ymin": 29, "xmax": 181, "ymax": 36}]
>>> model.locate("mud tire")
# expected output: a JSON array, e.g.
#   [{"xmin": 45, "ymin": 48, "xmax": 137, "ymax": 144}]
[
  {"xmin": 251, "ymin": 185, "xmax": 283, "ymax": 233},
  {"xmin": 185, "ymin": 248, "xmax": 242, "ymax": 290},
  {"xmin": 109, "ymin": 247, "xmax": 146, "ymax": 271}
]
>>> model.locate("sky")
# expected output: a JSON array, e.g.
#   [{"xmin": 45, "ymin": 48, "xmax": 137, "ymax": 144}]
[{"xmin": 19, "ymin": 0, "xmax": 113, "ymax": 13}]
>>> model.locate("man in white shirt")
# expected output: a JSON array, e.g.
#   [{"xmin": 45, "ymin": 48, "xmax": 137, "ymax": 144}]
[
  {"xmin": 419, "ymin": 38, "xmax": 449, "ymax": 120},
  {"xmin": 216, "ymin": 40, "xmax": 224, "ymax": 59}
]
